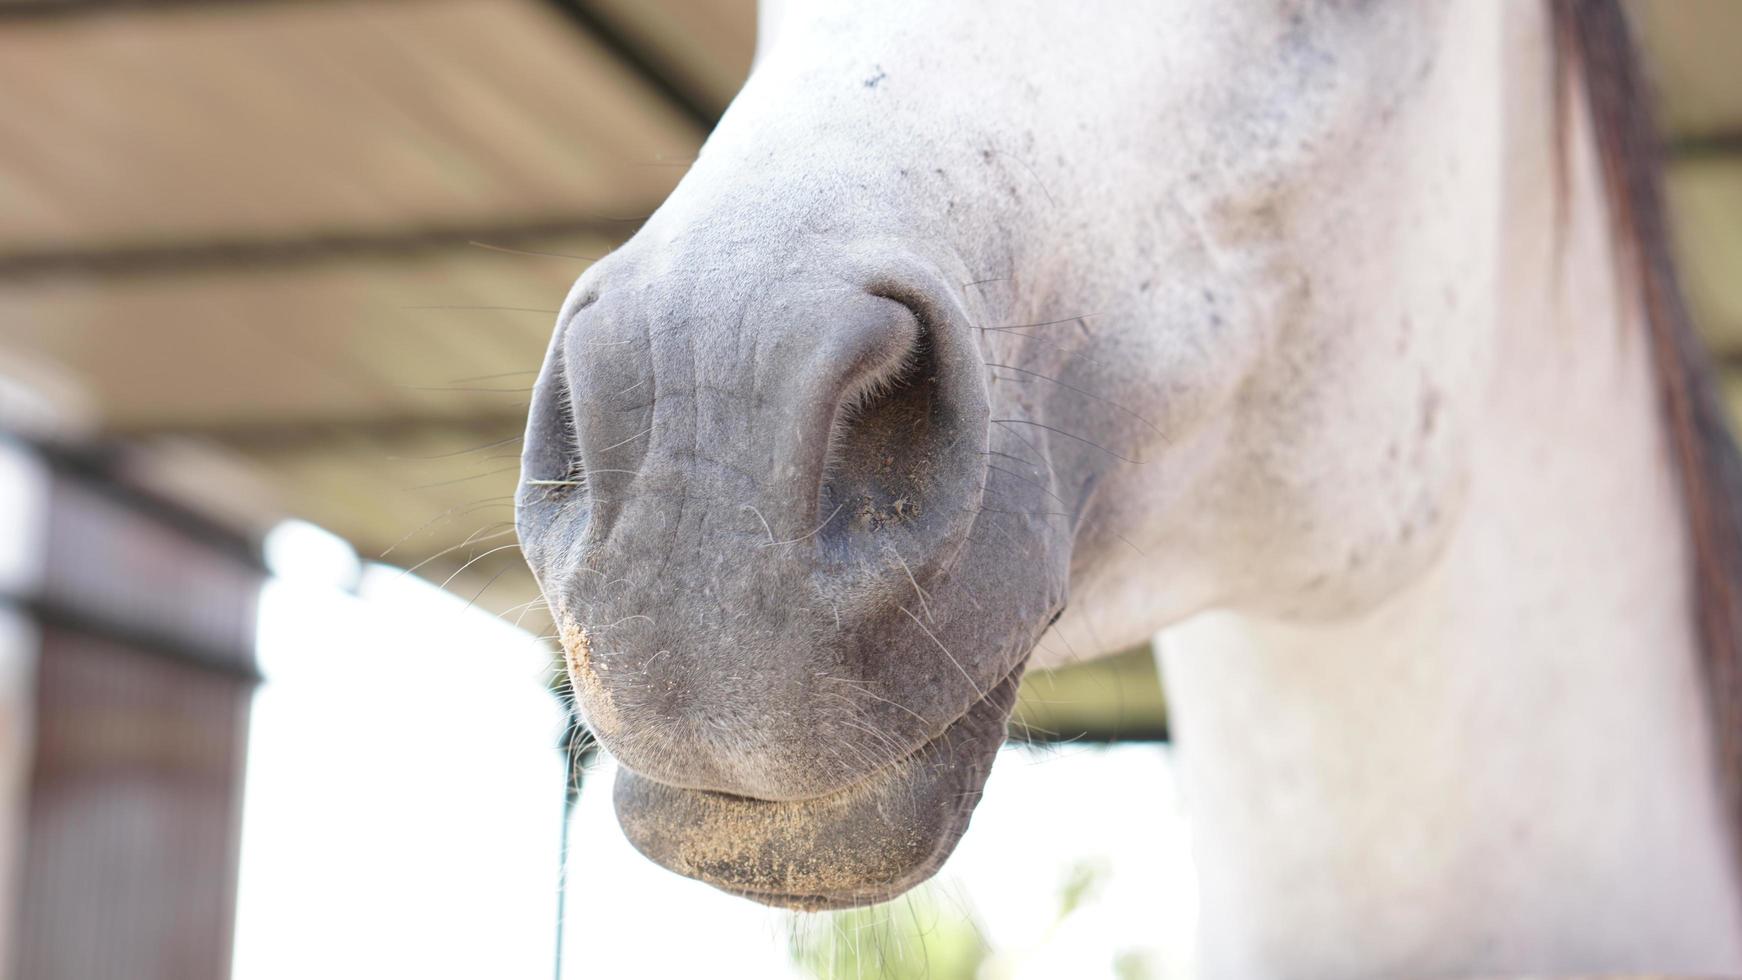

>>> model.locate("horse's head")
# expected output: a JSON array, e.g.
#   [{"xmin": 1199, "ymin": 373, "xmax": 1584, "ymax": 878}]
[{"xmin": 518, "ymin": 0, "xmax": 1500, "ymax": 908}]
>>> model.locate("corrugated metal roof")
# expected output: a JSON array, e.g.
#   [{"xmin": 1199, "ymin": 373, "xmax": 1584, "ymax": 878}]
[{"xmin": 0, "ymin": 0, "xmax": 754, "ymax": 623}]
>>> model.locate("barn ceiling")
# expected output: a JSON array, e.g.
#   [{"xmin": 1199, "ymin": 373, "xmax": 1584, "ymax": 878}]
[
  {"xmin": 0, "ymin": 0, "xmax": 1737, "ymax": 686},
  {"xmin": 0, "ymin": 0, "xmax": 757, "ymax": 628}
]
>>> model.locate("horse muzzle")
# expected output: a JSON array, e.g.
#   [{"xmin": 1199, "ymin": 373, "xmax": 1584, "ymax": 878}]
[{"xmin": 611, "ymin": 666, "xmax": 1022, "ymax": 910}]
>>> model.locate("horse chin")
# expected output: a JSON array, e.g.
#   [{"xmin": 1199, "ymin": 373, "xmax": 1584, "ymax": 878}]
[{"xmin": 611, "ymin": 666, "xmax": 1024, "ymax": 911}]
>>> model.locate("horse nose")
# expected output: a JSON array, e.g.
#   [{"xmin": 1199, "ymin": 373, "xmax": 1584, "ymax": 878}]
[
  {"xmin": 515, "ymin": 263, "xmax": 996, "ymax": 797},
  {"xmin": 523, "ymin": 270, "xmax": 990, "ymax": 573}
]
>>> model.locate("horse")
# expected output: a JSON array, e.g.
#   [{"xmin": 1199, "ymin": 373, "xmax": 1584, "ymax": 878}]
[{"xmin": 515, "ymin": 1, "xmax": 1742, "ymax": 974}]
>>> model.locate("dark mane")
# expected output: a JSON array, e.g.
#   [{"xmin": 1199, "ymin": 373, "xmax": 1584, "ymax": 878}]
[{"xmin": 1552, "ymin": 0, "xmax": 1742, "ymax": 864}]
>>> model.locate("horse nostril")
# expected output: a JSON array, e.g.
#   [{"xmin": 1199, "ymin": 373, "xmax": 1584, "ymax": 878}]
[
  {"xmin": 817, "ymin": 327, "xmax": 937, "ymax": 544},
  {"xmin": 517, "ymin": 312, "xmax": 595, "ymax": 555},
  {"xmin": 805, "ymin": 285, "xmax": 988, "ymax": 572},
  {"xmin": 521, "ymin": 266, "xmax": 991, "ymax": 564},
  {"xmin": 530, "ymin": 377, "xmax": 586, "ymax": 492}
]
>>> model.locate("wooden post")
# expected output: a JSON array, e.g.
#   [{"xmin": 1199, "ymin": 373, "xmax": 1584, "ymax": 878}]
[{"xmin": 0, "ymin": 433, "xmax": 264, "ymax": 980}]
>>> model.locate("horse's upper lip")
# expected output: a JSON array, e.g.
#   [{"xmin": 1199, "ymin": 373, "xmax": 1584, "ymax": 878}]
[
  {"xmin": 611, "ymin": 662, "xmax": 1025, "ymax": 910},
  {"xmin": 794, "ymin": 658, "xmax": 1028, "ymax": 802},
  {"xmin": 627, "ymin": 654, "xmax": 1025, "ymax": 805}
]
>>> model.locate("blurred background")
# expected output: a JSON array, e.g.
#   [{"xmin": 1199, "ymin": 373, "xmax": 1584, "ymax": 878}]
[{"xmin": 0, "ymin": 1, "xmax": 1736, "ymax": 977}]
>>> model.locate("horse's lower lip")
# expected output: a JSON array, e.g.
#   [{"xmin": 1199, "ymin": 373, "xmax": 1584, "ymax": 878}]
[{"xmin": 611, "ymin": 663, "xmax": 1025, "ymax": 910}]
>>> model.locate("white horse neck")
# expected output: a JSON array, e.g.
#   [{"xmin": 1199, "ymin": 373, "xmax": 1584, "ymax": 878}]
[{"xmin": 1157, "ymin": 10, "xmax": 1742, "ymax": 978}]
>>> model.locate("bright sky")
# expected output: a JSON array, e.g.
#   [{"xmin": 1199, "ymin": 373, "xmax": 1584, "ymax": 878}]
[{"xmin": 232, "ymin": 521, "xmax": 1199, "ymax": 980}]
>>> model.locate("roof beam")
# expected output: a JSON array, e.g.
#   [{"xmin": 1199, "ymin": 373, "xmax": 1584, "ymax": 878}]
[
  {"xmin": 0, "ymin": 0, "xmax": 334, "ymax": 18},
  {"xmin": 1669, "ymin": 131, "xmax": 1742, "ymax": 163},
  {"xmin": 0, "ymin": 213, "xmax": 648, "ymax": 281},
  {"xmin": 111, "ymin": 409, "xmax": 533, "ymax": 451},
  {"xmin": 537, "ymin": 0, "xmax": 722, "ymax": 132}
]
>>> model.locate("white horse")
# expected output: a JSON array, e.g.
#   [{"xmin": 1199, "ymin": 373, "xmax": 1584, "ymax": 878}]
[{"xmin": 517, "ymin": 1, "xmax": 1742, "ymax": 975}]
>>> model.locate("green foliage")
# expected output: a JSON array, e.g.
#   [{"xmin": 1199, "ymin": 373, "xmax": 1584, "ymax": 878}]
[
  {"xmin": 788, "ymin": 860, "xmax": 1127, "ymax": 979},
  {"xmin": 788, "ymin": 887, "xmax": 987, "ymax": 980},
  {"xmin": 1112, "ymin": 948, "xmax": 1160, "ymax": 980},
  {"xmin": 1054, "ymin": 858, "xmax": 1109, "ymax": 923}
]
